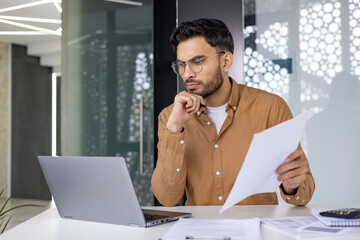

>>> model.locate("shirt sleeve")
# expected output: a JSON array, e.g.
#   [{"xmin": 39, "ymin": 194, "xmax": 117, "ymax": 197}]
[
  {"xmin": 269, "ymin": 96, "xmax": 316, "ymax": 206},
  {"xmin": 151, "ymin": 106, "xmax": 187, "ymax": 206},
  {"xmin": 280, "ymin": 170, "xmax": 315, "ymax": 206}
]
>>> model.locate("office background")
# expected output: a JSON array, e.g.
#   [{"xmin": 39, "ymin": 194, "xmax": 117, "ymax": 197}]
[{"xmin": 0, "ymin": 0, "xmax": 359, "ymax": 206}]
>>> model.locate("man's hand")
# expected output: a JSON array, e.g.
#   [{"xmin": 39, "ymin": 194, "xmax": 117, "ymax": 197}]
[
  {"xmin": 166, "ymin": 91, "xmax": 205, "ymax": 132},
  {"xmin": 276, "ymin": 148, "xmax": 309, "ymax": 195}
]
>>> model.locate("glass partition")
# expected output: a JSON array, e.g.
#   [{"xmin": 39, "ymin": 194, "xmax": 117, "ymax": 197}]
[{"xmin": 64, "ymin": 0, "xmax": 154, "ymax": 205}]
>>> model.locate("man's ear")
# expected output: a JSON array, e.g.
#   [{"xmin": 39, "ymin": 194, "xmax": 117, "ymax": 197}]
[{"xmin": 222, "ymin": 52, "xmax": 234, "ymax": 73}]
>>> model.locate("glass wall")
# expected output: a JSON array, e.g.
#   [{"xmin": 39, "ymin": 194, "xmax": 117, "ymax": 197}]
[
  {"xmin": 63, "ymin": 0, "xmax": 154, "ymax": 205},
  {"xmin": 243, "ymin": 0, "xmax": 360, "ymax": 204}
]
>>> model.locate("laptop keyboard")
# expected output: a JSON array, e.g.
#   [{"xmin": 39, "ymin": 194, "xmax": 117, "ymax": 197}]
[{"xmin": 144, "ymin": 213, "xmax": 169, "ymax": 222}]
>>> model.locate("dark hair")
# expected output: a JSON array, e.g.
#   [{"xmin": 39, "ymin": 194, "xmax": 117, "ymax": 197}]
[{"xmin": 170, "ymin": 18, "xmax": 234, "ymax": 54}]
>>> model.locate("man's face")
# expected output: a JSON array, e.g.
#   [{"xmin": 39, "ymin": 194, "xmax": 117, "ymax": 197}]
[{"xmin": 176, "ymin": 36, "xmax": 224, "ymax": 98}]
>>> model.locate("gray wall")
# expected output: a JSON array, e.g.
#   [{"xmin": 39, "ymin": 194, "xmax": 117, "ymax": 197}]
[{"xmin": 11, "ymin": 44, "xmax": 52, "ymax": 200}]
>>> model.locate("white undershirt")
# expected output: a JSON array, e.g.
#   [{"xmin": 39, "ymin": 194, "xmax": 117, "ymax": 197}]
[{"xmin": 206, "ymin": 103, "xmax": 228, "ymax": 135}]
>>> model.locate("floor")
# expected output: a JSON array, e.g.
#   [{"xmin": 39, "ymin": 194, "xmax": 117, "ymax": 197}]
[{"xmin": 0, "ymin": 197, "xmax": 51, "ymax": 233}]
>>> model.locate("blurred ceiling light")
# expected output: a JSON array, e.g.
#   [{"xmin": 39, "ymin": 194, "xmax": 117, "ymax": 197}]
[
  {"xmin": 0, "ymin": 31, "xmax": 46, "ymax": 35},
  {"xmin": 0, "ymin": 18, "xmax": 61, "ymax": 35},
  {"xmin": 56, "ymin": 27, "xmax": 62, "ymax": 34},
  {"xmin": 0, "ymin": 1, "xmax": 62, "ymax": 36},
  {"xmin": 105, "ymin": 0, "xmax": 143, "ymax": 6},
  {"xmin": 0, "ymin": 0, "xmax": 53, "ymax": 13},
  {"xmin": 52, "ymin": 0, "xmax": 62, "ymax": 13},
  {"xmin": 0, "ymin": 15, "xmax": 61, "ymax": 23}
]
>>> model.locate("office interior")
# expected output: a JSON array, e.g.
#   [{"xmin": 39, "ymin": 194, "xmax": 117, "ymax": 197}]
[{"xmin": 0, "ymin": 0, "xmax": 359, "ymax": 231}]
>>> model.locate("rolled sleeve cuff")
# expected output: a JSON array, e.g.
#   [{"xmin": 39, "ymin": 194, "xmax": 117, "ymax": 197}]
[{"xmin": 280, "ymin": 183, "xmax": 308, "ymax": 206}]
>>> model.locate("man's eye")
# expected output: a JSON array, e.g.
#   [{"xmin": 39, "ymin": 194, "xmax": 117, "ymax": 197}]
[{"xmin": 191, "ymin": 59, "xmax": 202, "ymax": 65}]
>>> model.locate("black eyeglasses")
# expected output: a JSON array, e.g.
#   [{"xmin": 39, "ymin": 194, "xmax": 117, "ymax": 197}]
[{"xmin": 171, "ymin": 52, "xmax": 225, "ymax": 75}]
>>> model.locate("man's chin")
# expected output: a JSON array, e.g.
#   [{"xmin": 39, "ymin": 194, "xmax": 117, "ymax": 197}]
[
  {"xmin": 187, "ymin": 90, "xmax": 207, "ymax": 99},
  {"xmin": 186, "ymin": 87, "xmax": 196, "ymax": 93},
  {"xmin": 186, "ymin": 89, "xmax": 204, "ymax": 97}
]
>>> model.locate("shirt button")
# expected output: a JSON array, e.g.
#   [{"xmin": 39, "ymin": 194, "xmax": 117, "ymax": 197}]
[
  {"xmin": 197, "ymin": 111, "xmax": 200, "ymax": 115},
  {"xmin": 296, "ymin": 196, "xmax": 300, "ymax": 200},
  {"xmin": 218, "ymin": 196, "xmax": 222, "ymax": 200},
  {"xmin": 176, "ymin": 168, "xmax": 180, "ymax": 172},
  {"xmin": 180, "ymin": 140, "xmax": 184, "ymax": 144},
  {"xmin": 216, "ymin": 171, "xmax": 220, "ymax": 176},
  {"xmin": 233, "ymin": 106, "xmax": 237, "ymax": 110},
  {"xmin": 207, "ymin": 121, "xmax": 211, "ymax": 125},
  {"xmin": 214, "ymin": 144, "xmax": 219, "ymax": 149}
]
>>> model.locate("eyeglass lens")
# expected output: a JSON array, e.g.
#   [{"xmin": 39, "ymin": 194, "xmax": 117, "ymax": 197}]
[{"xmin": 172, "ymin": 52, "xmax": 224, "ymax": 75}]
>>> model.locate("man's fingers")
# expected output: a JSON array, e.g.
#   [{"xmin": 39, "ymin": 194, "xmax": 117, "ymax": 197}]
[
  {"xmin": 285, "ymin": 148, "xmax": 303, "ymax": 162},
  {"xmin": 177, "ymin": 91, "xmax": 203, "ymax": 114},
  {"xmin": 168, "ymin": 92, "xmax": 204, "ymax": 132},
  {"xmin": 185, "ymin": 97, "xmax": 193, "ymax": 109},
  {"xmin": 186, "ymin": 98, "xmax": 201, "ymax": 115},
  {"xmin": 277, "ymin": 167, "xmax": 308, "ymax": 181},
  {"xmin": 187, "ymin": 96, "xmax": 200, "ymax": 112},
  {"xmin": 276, "ymin": 158, "xmax": 308, "ymax": 174},
  {"xmin": 179, "ymin": 91, "xmax": 205, "ymax": 104},
  {"xmin": 190, "ymin": 98, "xmax": 201, "ymax": 115},
  {"xmin": 176, "ymin": 94, "xmax": 195, "ymax": 111},
  {"xmin": 281, "ymin": 174, "xmax": 306, "ymax": 189}
]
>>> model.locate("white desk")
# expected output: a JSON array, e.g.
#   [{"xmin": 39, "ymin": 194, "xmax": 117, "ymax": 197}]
[{"xmin": 1, "ymin": 205, "xmax": 359, "ymax": 240}]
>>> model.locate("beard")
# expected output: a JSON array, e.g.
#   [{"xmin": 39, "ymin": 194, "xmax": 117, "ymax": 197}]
[{"xmin": 183, "ymin": 65, "xmax": 224, "ymax": 98}]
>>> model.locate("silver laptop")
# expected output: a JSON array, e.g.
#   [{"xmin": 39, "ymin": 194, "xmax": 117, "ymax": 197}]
[{"xmin": 37, "ymin": 156, "xmax": 191, "ymax": 227}]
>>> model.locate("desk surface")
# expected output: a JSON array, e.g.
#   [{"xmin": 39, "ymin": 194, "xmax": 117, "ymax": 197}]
[{"xmin": 1, "ymin": 205, "xmax": 359, "ymax": 240}]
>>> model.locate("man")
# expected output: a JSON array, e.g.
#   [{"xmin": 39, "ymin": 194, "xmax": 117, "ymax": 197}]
[{"xmin": 151, "ymin": 18, "xmax": 315, "ymax": 207}]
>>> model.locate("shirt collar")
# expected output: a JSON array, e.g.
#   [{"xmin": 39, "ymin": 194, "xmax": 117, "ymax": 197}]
[{"xmin": 225, "ymin": 77, "xmax": 241, "ymax": 113}]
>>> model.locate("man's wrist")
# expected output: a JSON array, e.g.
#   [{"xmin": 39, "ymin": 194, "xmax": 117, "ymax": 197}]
[
  {"xmin": 166, "ymin": 120, "xmax": 184, "ymax": 132},
  {"xmin": 281, "ymin": 184, "xmax": 298, "ymax": 195}
]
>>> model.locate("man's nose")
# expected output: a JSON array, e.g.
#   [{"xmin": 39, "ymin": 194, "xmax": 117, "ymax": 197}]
[{"xmin": 182, "ymin": 64, "xmax": 196, "ymax": 80}]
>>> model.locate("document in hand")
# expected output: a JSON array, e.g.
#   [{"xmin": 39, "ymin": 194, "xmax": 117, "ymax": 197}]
[
  {"xmin": 160, "ymin": 218, "xmax": 262, "ymax": 240},
  {"xmin": 220, "ymin": 111, "xmax": 310, "ymax": 214}
]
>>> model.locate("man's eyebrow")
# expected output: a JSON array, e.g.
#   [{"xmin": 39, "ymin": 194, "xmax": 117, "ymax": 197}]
[
  {"xmin": 177, "ymin": 55, "xmax": 206, "ymax": 62},
  {"xmin": 189, "ymin": 55, "xmax": 206, "ymax": 61}
]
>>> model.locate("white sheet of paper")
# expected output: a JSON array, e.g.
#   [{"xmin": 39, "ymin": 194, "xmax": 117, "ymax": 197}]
[
  {"xmin": 261, "ymin": 216, "xmax": 360, "ymax": 237},
  {"xmin": 219, "ymin": 111, "xmax": 310, "ymax": 214},
  {"xmin": 160, "ymin": 218, "xmax": 262, "ymax": 240}
]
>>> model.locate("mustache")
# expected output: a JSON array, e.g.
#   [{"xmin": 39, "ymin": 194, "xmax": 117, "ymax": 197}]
[{"xmin": 184, "ymin": 80, "xmax": 203, "ymax": 85}]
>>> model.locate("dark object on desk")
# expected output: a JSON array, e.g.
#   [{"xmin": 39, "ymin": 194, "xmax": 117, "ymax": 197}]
[{"xmin": 320, "ymin": 208, "xmax": 360, "ymax": 219}]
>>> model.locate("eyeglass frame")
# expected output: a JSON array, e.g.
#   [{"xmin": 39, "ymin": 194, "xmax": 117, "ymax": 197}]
[{"xmin": 171, "ymin": 51, "xmax": 225, "ymax": 75}]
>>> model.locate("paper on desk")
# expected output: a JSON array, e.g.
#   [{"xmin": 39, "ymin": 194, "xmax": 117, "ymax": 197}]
[
  {"xmin": 220, "ymin": 111, "xmax": 310, "ymax": 214},
  {"xmin": 160, "ymin": 218, "xmax": 262, "ymax": 240},
  {"xmin": 261, "ymin": 216, "xmax": 360, "ymax": 237}
]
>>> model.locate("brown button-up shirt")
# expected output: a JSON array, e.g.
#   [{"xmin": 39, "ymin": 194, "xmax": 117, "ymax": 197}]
[{"xmin": 151, "ymin": 78, "xmax": 315, "ymax": 206}]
